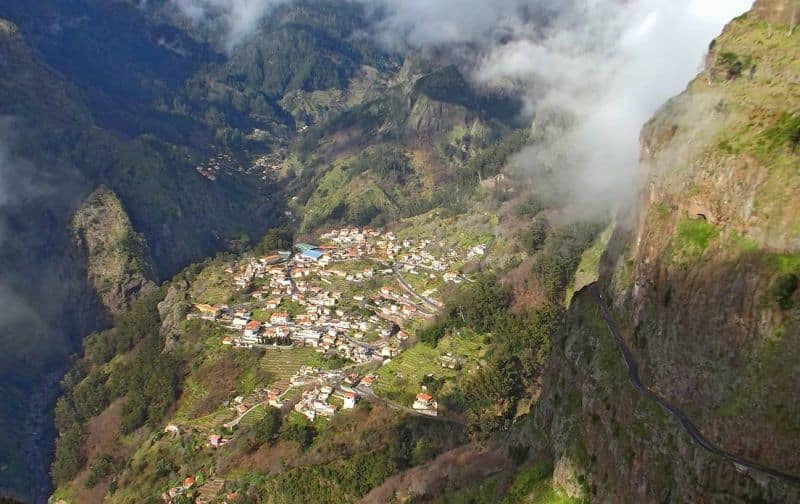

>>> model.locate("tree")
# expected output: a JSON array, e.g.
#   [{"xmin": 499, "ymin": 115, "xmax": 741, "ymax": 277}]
[
  {"xmin": 255, "ymin": 227, "xmax": 294, "ymax": 254},
  {"xmin": 51, "ymin": 424, "xmax": 85, "ymax": 485},
  {"xmin": 251, "ymin": 408, "xmax": 282, "ymax": 447},
  {"xmin": 85, "ymin": 454, "xmax": 116, "ymax": 488},
  {"xmin": 518, "ymin": 217, "xmax": 549, "ymax": 254},
  {"xmin": 419, "ymin": 322, "xmax": 446, "ymax": 347},
  {"xmin": 772, "ymin": 273, "xmax": 798, "ymax": 310},
  {"xmin": 71, "ymin": 370, "xmax": 109, "ymax": 420},
  {"xmin": 279, "ymin": 422, "xmax": 317, "ymax": 450},
  {"xmin": 790, "ymin": 122, "xmax": 800, "ymax": 153}
]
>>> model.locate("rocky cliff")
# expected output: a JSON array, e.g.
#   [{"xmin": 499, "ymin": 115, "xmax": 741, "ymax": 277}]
[
  {"xmin": 72, "ymin": 186, "xmax": 156, "ymax": 313},
  {"xmin": 538, "ymin": 1, "xmax": 800, "ymax": 501},
  {"xmin": 406, "ymin": 94, "xmax": 478, "ymax": 135}
]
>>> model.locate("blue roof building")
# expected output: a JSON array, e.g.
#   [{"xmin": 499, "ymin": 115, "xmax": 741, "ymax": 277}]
[{"xmin": 300, "ymin": 249, "xmax": 324, "ymax": 261}]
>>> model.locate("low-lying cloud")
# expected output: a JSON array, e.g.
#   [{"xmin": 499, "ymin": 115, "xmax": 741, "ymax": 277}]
[
  {"xmin": 168, "ymin": 0, "xmax": 754, "ymax": 215},
  {"xmin": 170, "ymin": 0, "xmax": 289, "ymax": 51},
  {"xmin": 372, "ymin": 0, "xmax": 752, "ymax": 216},
  {"xmin": 475, "ymin": 0, "xmax": 755, "ymax": 217},
  {"xmin": 0, "ymin": 117, "xmax": 53, "ymax": 369}
]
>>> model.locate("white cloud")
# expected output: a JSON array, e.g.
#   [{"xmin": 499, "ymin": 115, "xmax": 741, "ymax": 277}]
[
  {"xmin": 170, "ymin": 0, "xmax": 290, "ymax": 51},
  {"xmin": 166, "ymin": 0, "xmax": 754, "ymax": 215},
  {"xmin": 467, "ymin": 0, "xmax": 754, "ymax": 217}
]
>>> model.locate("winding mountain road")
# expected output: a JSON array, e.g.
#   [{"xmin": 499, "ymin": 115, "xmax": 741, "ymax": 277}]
[{"xmin": 586, "ymin": 285, "xmax": 800, "ymax": 488}]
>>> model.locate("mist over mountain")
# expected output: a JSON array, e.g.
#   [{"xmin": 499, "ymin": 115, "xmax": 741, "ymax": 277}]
[
  {"xmin": 167, "ymin": 0, "xmax": 753, "ymax": 218},
  {"xmin": 2, "ymin": 1, "xmax": 800, "ymax": 503}
]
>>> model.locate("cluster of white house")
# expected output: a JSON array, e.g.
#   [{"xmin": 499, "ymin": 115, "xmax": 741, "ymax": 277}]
[
  {"xmin": 292, "ymin": 384, "xmax": 361, "ymax": 422},
  {"xmin": 185, "ymin": 226, "xmax": 488, "ymax": 424}
]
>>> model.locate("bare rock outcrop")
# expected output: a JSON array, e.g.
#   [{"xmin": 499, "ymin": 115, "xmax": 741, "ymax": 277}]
[{"xmin": 72, "ymin": 186, "xmax": 156, "ymax": 313}]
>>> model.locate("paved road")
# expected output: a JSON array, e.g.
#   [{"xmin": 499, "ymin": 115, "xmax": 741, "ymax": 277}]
[
  {"xmin": 356, "ymin": 386, "xmax": 465, "ymax": 425},
  {"xmin": 587, "ymin": 285, "xmax": 800, "ymax": 488},
  {"xmin": 393, "ymin": 266, "xmax": 442, "ymax": 313}
]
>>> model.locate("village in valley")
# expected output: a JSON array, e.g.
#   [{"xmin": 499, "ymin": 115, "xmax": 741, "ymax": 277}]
[
  {"xmin": 156, "ymin": 226, "xmax": 490, "ymax": 503},
  {"xmin": 190, "ymin": 227, "xmax": 486, "ymax": 417}
]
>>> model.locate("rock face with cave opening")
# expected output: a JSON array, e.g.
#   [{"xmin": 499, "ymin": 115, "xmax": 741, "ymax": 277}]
[{"xmin": 536, "ymin": 1, "xmax": 800, "ymax": 501}]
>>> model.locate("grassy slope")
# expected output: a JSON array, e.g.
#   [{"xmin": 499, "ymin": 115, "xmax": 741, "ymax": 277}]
[{"xmin": 434, "ymin": 463, "xmax": 585, "ymax": 504}]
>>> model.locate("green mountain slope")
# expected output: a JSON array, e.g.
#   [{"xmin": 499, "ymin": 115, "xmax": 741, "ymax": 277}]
[
  {"xmin": 0, "ymin": 1, "xmax": 528, "ymax": 500},
  {"xmin": 524, "ymin": 3, "xmax": 800, "ymax": 503},
  {"xmin": 10, "ymin": 1, "xmax": 800, "ymax": 503}
]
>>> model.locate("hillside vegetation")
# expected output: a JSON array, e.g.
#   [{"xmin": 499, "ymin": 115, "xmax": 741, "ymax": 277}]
[
  {"xmin": 533, "ymin": 3, "xmax": 800, "ymax": 502},
  {"xmin": 7, "ymin": 1, "xmax": 800, "ymax": 503}
]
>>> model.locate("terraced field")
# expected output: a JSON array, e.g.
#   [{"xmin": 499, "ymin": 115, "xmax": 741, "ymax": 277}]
[
  {"xmin": 196, "ymin": 477, "xmax": 226, "ymax": 502},
  {"xmin": 259, "ymin": 347, "xmax": 322, "ymax": 391},
  {"xmin": 172, "ymin": 376, "xmax": 208, "ymax": 423},
  {"xmin": 191, "ymin": 407, "xmax": 236, "ymax": 431},
  {"xmin": 374, "ymin": 331, "xmax": 486, "ymax": 404},
  {"xmin": 238, "ymin": 404, "xmax": 268, "ymax": 428},
  {"xmin": 402, "ymin": 271, "xmax": 444, "ymax": 296}
]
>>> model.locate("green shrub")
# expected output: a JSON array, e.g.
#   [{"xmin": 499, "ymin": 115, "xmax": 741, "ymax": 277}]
[
  {"xmin": 761, "ymin": 112, "xmax": 800, "ymax": 155},
  {"xmin": 717, "ymin": 51, "xmax": 749, "ymax": 80},
  {"xmin": 248, "ymin": 408, "xmax": 282, "ymax": 449},
  {"xmin": 515, "ymin": 196, "xmax": 544, "ymax": 217},
  {"xmin": 670, "ymin": 218, "xmax": 719, "ymax": 262},
  {"xmin": 772, "ymin": 274, "xmax": 799, "ymax": 310},
  {"xmin": 419, "ymin": 322, "xmax": 447, "ymax": 347},
  {"xmin": 420, "ymin": 374, "xmax": 446, "ymax": 394},
  {"xmin": 518, "ymin": 217, "xmax": 550, "ymax": 254},
  {"xmin": 85, "ymin": 454, "xmax": 116, "ymax": 488},
  {"xmin": 279, "ymin": 422, "xmax": 317, "ymax": 451},
  {"xmin": 532, "ymin": 222, "xmax": 602, "ymax": 300},
  {"xmin": 50, "ymin": 423, "xmax": 85, "ymax": 485}
]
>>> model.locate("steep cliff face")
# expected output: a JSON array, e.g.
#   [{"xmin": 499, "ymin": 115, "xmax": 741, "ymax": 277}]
[
  {"xmin": 72, "ymin": 186, "xmax": 156, "ymax": 313},
  {"xmin": 406, "ymin": 94, "xmax": 478, "ymax": 135},
  {"xmin": 539, "ymin": 2, "xmax": 800, "ymax": 501}
]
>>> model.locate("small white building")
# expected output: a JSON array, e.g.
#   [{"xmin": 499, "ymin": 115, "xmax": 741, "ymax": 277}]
[
  {"xmin": 412, "ymin": 392, "xmax": 438, "ymax": 416},
  {"xmin": 343, "ymin": 392, "xmax": 358, "ymax": 409},
  {"xmin": 243, "ymin": 320, "xmax": 262, "ymax": 339}
]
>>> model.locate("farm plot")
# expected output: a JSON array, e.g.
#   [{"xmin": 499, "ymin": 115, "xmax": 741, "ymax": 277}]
[
  {"xmin": 191, "ymin": 407, "xmax": 236, "ymax": 432},
  {"xmin": 238, "ymin": 404, "xmax": 268, "ymax": 428},
  {"xmin": 259, "ymin": 347, "xmax": 321, "ymax": 391},
  {"xmin": 374, "ymin": 331, "xmax": 486, "ymax": 404}
]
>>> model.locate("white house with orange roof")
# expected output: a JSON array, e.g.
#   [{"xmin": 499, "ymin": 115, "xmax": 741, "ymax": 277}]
[
  {"xmin": 413, "ymin": 392, "xmax": 438, "ymax": 415},
  {"xmin": 243, "ymin": 320, "xmax": 262, "ymax": 339}
]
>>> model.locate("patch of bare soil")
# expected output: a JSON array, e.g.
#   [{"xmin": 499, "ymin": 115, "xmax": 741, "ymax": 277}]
[
  {"xmin": 83, "ymin": 398, "xmax": 125, "ymax": 461},
  {"xmin": 70, "ymin": 398, "xmax": 141, "ymax": 503},
  {"xmin": 362, "ymin": 443, "xmax": 513, "ymax": 503}
]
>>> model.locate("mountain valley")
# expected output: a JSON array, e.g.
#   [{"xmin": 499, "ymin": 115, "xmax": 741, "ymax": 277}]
[{"xmin": 0, "ymin": 1, "xmax": 798, "ymax": 503}]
